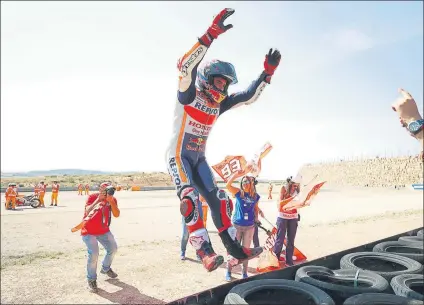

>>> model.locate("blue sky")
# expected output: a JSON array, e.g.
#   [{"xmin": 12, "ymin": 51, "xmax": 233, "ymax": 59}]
[{"xmin": 1, "ymin": 1, "xmax": 423, "ymax": 179}]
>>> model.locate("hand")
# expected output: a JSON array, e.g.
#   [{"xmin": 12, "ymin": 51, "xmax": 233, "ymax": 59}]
[
  {"xmin": 245, "ymin": 163, "xmax": 253, "ymax": 173},
  {"xmin": 259, "ymin": 209, "xmax": 264, "ymax": 218},
  {"xmin": 392, "ymin": 88, "xmax": 422, "ymax": 127},
  {"xmin": 233, "ymin": 169, "xmax": 245, "ymax": 179},
  {"xmin": 208, "ymin": 8, "xmax": 235, "ymax": 39},
  {"xmin": 264, "ymin": 48, "xmax": 281, "ymax": 80}
]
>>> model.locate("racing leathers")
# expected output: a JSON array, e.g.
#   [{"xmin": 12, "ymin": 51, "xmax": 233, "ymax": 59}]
[{"xmin": 166, "ymin": 35, "xmax": 272, "ymax": 272}]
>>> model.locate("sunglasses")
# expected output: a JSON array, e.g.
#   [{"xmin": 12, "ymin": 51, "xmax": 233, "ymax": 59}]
[{"xmin": 242, "ymin": 178, "xmax": 252, "ymax": 185}]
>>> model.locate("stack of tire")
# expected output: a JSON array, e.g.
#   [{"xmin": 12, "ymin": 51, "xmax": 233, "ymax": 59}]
[{"xmin": 224, "ymin": 229, "xmax": 424, "ymax": 305}]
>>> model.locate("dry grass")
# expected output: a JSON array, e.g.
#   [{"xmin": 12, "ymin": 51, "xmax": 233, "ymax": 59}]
[{"xmin": 0, "ymin": 172, "xmax": 173, "ymax": 188}]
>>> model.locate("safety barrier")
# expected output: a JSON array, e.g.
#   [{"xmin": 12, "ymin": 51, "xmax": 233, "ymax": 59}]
[
  {"xmin": 0, "ymin": 187, "xmax": 79, "ymax": 193},
  {"xmin": 412, "ymin": 183, "xmax": 423, "ymax": 190},
  {"xmin": 140, "ymin": 186, "xmax": 175, "ymax": 191},
  {"xmin": 168, "ymin": 227, "xmax": 424, "ymax": 305}
]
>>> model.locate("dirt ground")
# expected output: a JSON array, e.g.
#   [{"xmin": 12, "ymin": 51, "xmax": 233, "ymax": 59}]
[{"xmin": 1, "ymin": 186, "xmax": 423, "ymax": 304}]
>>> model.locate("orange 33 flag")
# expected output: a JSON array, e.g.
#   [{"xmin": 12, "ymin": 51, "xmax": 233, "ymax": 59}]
[{"xmin": 212, "ymin": 142, "xmax": 273, "ymax": 182}]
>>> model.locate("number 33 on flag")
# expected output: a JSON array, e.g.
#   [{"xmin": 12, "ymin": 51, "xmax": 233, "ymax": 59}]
[
  {"xmin": 212, "ymin": 155, "xmax": 247, "ymax": 182},
  {"xmin": 212, "ymin": 142, "xmax": 273, "ymax": 182}
]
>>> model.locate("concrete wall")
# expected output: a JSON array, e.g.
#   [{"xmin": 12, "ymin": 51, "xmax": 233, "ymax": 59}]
[{"xmin": 299, "ymin": 156, "xmax": 423, "ymax": 187}]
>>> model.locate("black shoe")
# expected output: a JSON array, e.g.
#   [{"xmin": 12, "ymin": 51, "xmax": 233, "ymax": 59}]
[
  {"xmin": 54, "ymin": 204, "xmax": 57, "ymax": 206},
  {"xmin": 87, "ymin": 279, "xmax": 98, "ymax": 293},
  {"xmin": 101, "ymin": 268, "xmax": 118, "ymax": 278}
]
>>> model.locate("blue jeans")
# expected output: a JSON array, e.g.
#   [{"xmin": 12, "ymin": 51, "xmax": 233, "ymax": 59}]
[
  {"xmin": 82, "ymin": 231, "xmax": 118, "ymax": 280},
  {"xmin": 181, "ymin": 200, "xmax": 204, "ymax": 255}
]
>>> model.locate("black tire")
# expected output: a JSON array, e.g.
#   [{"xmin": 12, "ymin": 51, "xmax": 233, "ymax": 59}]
[
  {"xmin": 373, "ymin": 241, "xmax": 424, "ymax": 263},
  {"xmin": 391, "ymin": 274, "xmax": 424, "ymax": 301},
  {"xmin": 340, "ymin": 252, "xmax": 423, "ymax": 281},
  {"xmin": 295, "ymin": 265, "xmax": 389, "ymax": 300},
  {"xmin": 223, "ymin": 279, "xmax": 335, "ymax": 305},
  {"xmin": 343, "ymin": 293, "xmax": 424, "ymax": 305},
  {"xmin": 399, "ymin": 236, "xmax": 424, "ymax": 245},
  {"xmin": 31, "ymin": 199, "xmax": 41, "ymax": 208},
  {"xmin": 418, "ymin": 230, "xmax": 424, "ymax": 238}
]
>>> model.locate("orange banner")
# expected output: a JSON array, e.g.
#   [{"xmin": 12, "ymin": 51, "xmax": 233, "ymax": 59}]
[
  {"xmin": 282, "ymin": 181, "xmax": 326, "ymax": 211},
  {"xmin": 246, "ymin": 142, "xmax": 273, "ymax": 177},
  {"xmin": 261, "ymin": 227, "xmax": 307, "ymax": 269},
  {"xmin": 212, "ymin": 142, "xmax": 273, "ymax": 182},
  {"xmin": 212, "ymin": 155, "xmax": 247, "ymax": 182}
]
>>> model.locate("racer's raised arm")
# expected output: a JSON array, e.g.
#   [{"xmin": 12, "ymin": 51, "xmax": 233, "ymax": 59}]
[
  {"xmin": 219, "ymin": 48, "xmax": 281, "ymax": 114},
  {"xmin": 177, "ymin": 8, "xmax": 235, "ymax": 105}
]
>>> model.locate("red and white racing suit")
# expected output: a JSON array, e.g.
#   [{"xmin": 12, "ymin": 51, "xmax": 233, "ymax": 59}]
[{"xmin": 166, "ymin": 37, "xmax": 270, "ymax": 253}]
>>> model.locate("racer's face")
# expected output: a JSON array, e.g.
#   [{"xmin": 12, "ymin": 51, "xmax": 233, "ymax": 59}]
[{"xmin": 213, "ymin": 76, "xmax": 228, "ymax": 92}]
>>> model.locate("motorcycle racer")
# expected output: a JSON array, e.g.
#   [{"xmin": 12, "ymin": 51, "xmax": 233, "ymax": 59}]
[{"xmin": 165, "ymin": 8, "xmax": 281, "ymax": 272}]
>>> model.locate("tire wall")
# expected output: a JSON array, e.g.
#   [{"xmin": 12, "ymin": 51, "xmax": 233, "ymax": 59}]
[{"xmin": 167, "ymin": 227, "xmax": 423, "ymax": 305}]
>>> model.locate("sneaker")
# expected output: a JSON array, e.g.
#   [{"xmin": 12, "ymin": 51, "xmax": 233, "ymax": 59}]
[
  {"xmin": 100, "ymin": 268, "xmax": 118, "ymax": 278},
  {"xmin": 180, "ymin": 251, "xmax": 186, "ymax": 260},
  {"xmin": 219, "ymin": 229, "xmax": 263, "ymax": 266},
  {"xmin": 87, "ymin": 279, "xmax": 98, "ymax": 293},
  {"xmin": 225, "ymin": 271, "xmax": 232, "ymax": 282},
  {"xmin": 242, "ymin": 272, "xmax": 248, "ymax": 279},
  {"xmin": 196, "ymin": 241, "xmax": 224, "ymax": 272}
]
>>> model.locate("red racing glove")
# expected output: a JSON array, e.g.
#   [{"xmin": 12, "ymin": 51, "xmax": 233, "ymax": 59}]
[
  {"xmin": 199, "ymin": 8, "xmax": 235, "ymax": 47},
  {"xmin": 263, "ymin": 48, "xmax": 281, "ymax": 83}
]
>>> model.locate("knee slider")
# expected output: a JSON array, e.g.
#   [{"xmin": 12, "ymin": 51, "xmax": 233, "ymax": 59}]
[{"xmin": 179, "ymin": 186, "xmax": 199, "ymax": 223}]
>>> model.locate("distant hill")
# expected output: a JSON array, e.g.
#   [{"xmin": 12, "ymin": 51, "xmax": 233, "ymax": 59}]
[{"xmin": 0, "ymin": 169, "xmax": 123, "ymax": 178}]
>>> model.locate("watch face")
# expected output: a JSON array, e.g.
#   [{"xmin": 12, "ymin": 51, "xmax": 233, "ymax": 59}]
[{"xmin": 409, "ymin": 121, "xmax": 421, "ymax": 132}]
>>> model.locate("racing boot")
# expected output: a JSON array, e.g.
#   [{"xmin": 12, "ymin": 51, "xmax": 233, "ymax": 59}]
[
  {"xmin": 219, "ymin": 226, "xmax": 263, "ymax": 267},
  {"xmin": 189, "ymin": 228, "xmax": 224, "ymax": 272}
]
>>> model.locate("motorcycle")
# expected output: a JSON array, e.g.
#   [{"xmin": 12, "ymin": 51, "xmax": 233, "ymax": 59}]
[{"xmin": 6, "ymin": 194, "xmax": 41, "ymax": 209}]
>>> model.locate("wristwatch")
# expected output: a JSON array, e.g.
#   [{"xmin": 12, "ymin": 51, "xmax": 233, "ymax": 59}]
[{"xmin": 407, "ymin": 119, "xmax": 424, "ymax": 135}]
